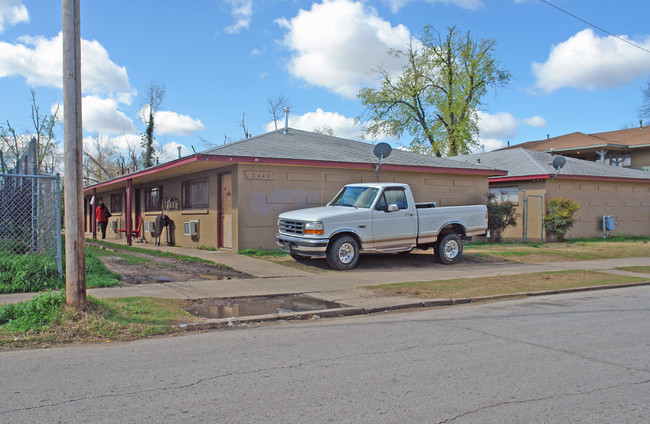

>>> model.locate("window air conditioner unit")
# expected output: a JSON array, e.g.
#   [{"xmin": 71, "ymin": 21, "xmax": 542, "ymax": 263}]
[
  {"xmin": 144, "ymin": 221, "xmax": 155, "ymax": 233},
  {"xmin": 109, "ymin": 221, "xmax": 117, "ymax": 230},
  {"xmin": 184, "ymin": 220, "xmax": 199, "ymax": 236}
]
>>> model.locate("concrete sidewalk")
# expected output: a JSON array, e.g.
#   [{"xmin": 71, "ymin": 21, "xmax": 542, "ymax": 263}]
[{"xmin": 1, "ymin": 239, "xmax": 649, "ymax": 314}]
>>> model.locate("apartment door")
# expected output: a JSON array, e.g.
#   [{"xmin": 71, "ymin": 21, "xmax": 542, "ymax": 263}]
[{"xmin": 219, "ymin": 173, "xmax": 232, "ymax": 249}]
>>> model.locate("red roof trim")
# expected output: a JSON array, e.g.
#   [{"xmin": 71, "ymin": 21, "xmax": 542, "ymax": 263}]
[
  {"xmin": 84, "ymin": 153, "xmax": 505, "ymax": 193},
  {"xmin": 491, "ymin": 174, "xmax": 650, "ymax": 183}
]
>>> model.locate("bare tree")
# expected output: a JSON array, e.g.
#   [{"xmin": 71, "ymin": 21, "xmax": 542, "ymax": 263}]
[
  {"xmin": 240, "ymin": 113, "xmax": 251, "ymax": 138},
  {"xmin": 638, "ymin": 81, "xmax": 650, "ymax": 122},
  {"xmin": 267, "ymin": 95, "xmax": 290, "ymax": 130},
  {"xmin": 313, "ymin": 126, "xmax": 335, "ymax": 136},
  {"xmin": 82, "ymin": 133, "xmax": 121, "ymax": 184},
  {"xmin": 139, "ymin": 80, "xmax": 166, "ymax": 168},
  {"xmin": 0, "ymin": 89, "xmax": 61, "ymax": 173}
]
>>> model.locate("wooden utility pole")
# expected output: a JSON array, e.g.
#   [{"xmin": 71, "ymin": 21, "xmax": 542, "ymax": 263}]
[{"xmin": 62, "ymin": 0, "xmax": 87, "ymax": 309}]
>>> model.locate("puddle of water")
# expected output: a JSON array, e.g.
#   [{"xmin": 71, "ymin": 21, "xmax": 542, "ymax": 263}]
[
  {"xmin": 198, "ymin": 274, "xmax": 235, "ymax": 280},
  {"xmin": 185, "ymin": 295, "xmax": 344, "ymax": 319},
  {"xmin": 123, "ymin": 277, "xmax": 174, "ymax": 284}
]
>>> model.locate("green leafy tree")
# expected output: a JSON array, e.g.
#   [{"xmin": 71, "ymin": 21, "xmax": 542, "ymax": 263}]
[
  {"xmin": 358, "ymin": 25, "xmax": 510, "ymax": 157},
  {"xmin": 486, "ymin": 192, "xmax": 518, "ymax": 243},
  {"xmin": 139, "ymin": 80, "xmax": 166, "ymax": 168},
  {"xmin": 544, "ymin": 198, "xmax": 580, "ymax": 242}
]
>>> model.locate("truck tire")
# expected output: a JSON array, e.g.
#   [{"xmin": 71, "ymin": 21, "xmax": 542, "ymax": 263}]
[
  {"xmin": 326, "ymin": 235, "xmax": 359, "ymax": 270},
  {"xmin": 436, "ymin": 234, "xmax": 463, "ymax": 264}
]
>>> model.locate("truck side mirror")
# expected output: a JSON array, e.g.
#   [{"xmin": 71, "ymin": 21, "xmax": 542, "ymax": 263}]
[{"xmin": 387, "ymin": 204, "xmax": 399, "ymax": 212}]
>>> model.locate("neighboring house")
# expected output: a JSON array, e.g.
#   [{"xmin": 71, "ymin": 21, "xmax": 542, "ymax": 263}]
[
  {"xmin": 450, "ymin": 148, "xmax": 650, "ymax": 241},
  {"xmin": 83, "ymin": 128, "xmax": 505, "ymax": 251},
  {"xmin": 502, "ymin": 125, "xmax": 650, "ymax": 171}
]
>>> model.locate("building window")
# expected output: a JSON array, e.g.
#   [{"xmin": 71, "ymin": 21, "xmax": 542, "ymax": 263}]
[
  {"xmin": 145, "ymin": 186, "xmax": 162, "ymax": 211},
  {"xmin": 182, "ymin": 178, "xmax": 208, "ymax": 209},
  {"xmin": 110, "ymin": 193, "xmax": 123, "ymax": 213},
  {"xmin": 490, "ymin": 187, "xmax": 518, "ymax": 203}
]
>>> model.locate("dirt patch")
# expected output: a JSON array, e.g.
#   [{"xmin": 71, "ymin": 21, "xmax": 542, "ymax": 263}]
[{"xmin": 90, "ymin": 244, "xmax": 251, "ymax": 284}]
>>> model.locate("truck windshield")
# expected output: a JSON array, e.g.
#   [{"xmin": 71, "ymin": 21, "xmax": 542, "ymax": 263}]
[{"xmin": 329, "ymin": 186, "xmax": 379, "ymax": 209}]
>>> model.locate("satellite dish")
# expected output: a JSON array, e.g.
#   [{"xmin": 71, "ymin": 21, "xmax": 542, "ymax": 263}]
[
  {"xmin": 374, "ymin": 143, "xmax": 392, "ymax": 174},
  {"xmin": 552, "ymin": 156, "xmax": 566, "ymax": 170},
  {"xmin": 374, "ymin": 142, "xmax": 392, "ymax": 160},
  {"xmin": 551, "ymin": 156, "xmax": 566, "ymax": 179}
]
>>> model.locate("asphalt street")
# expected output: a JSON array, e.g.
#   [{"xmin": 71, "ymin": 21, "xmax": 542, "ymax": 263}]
[{"xmin": 1, "ymin": 286, "xmax": 649, "ymax": 423}]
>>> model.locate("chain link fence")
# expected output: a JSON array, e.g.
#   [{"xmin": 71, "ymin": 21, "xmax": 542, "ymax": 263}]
[{"xmin": 0, "ymin": 173, "xmax": 62, "ymax": 275}]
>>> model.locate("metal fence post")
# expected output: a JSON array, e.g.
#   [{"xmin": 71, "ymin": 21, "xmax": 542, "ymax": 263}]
[{"xmin": 55, "ymin": 173, "xmax": 63, "ymax": 275}]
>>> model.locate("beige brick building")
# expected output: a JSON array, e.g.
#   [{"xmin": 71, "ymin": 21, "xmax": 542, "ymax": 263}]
[
  {"xmin": 83, "ymin": 129, "xmax": 504, "ymax": 250},
  {"xmin": 450, "ymin": 149, "xmax": 650, "ymax": 241}
]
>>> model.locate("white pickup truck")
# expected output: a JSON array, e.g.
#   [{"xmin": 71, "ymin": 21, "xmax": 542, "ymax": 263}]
[{"xmin": 276, "ymin": 183, "xmax": 488, "ymax": 270}]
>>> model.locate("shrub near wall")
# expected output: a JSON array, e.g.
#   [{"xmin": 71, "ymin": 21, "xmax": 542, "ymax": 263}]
[{"xmin": 544, "ymin": 198, "xmax": 580, "ymax": 242}]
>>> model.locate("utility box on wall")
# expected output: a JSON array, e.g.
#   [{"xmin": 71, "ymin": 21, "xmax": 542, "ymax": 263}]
[{"xmin": 602, "ymin": 215, "xmax": 616, "ymax": 238}]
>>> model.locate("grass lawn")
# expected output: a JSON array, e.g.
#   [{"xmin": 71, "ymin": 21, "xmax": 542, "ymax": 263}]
[
  {"xmin": 464, "ymin": 237, "xmax": 650, "ymax": 263},
  {"xmin": 89, "ymin": 239, "xmax": 214, "ymax": 264},
  {"xmin": 616, "ymin": 265, "xmax": 650, "ymax": 274},
  {"xmin": 0, "ymin": 294, "xmax": 199, "ymax": 350},
  {"xmin": 367, "ymin": 270, "xmax": 648, "ymax": 299}
]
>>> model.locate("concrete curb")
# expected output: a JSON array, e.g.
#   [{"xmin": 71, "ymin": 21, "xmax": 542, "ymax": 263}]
[{"xmin": 177, "ymin": 280, "xmax": 650, "ymax": 330}]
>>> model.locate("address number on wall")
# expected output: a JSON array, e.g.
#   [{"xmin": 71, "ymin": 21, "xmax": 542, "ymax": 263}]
[{"xmin": 245, "ymin": 171, "xmax": 273, "ymax": 180}]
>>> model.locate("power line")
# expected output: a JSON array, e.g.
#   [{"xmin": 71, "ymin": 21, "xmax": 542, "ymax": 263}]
[{"xmin": 540, "ymin": 0, "xmax": 650, "ymax": 54}]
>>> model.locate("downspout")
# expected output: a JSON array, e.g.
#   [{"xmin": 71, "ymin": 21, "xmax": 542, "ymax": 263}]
[
  {"xmin": 92, "ymin": 188, "xmax": 97, "ymax": 239},
  {"xmin": 126, "ymin": 179, "xmax": 132, "ymax": 245}
]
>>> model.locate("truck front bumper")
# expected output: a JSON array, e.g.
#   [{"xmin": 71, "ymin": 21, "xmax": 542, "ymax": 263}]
[{"xmin": 275, "ymin": 234, "xmax": 329, "ymax": 257}]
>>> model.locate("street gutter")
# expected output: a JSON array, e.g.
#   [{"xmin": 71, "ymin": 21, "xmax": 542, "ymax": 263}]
[{"xmin": 179, "ymin": 280, "xmax": 650, "ymax": 330}]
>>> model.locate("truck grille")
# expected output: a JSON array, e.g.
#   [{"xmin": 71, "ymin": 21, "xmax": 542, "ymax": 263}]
[{"xmin": 279, "ymin": 219, "xmax": 304, "ymax": 235}]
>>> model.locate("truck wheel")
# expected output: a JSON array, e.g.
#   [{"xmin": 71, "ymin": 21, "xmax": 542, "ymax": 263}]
[
  {"xmin": 290, "ymin": 252, "xmax": 310, "ymax": 262},
  {"xmin": 436, "ymin": 234, "xmax": 463, "ymax": 264},
  {"xmin": 326, "ymin": 236, "xmax": 359, "ymax": 270}
]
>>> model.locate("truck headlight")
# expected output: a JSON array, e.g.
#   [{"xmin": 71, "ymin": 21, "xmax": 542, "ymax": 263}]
[{"xmin": 304, "ymin": 221, "xmax": 324, "ymax": 235}]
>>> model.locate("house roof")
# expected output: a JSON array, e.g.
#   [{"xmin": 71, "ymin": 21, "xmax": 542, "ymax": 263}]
[
  {"xmin": 448, "ymin": 148, "xmax": 650, "ymax": 182},
  {"xmin": 83, "ymin": 128, "xmax": 505, "ymax": 192},
  {"xmin": 200, "ymin": 128, "xmax": 502, "ymax": 172},
  {"xmin": 502, "ymin": 126, "xmax": 650, "ymax": 152}
]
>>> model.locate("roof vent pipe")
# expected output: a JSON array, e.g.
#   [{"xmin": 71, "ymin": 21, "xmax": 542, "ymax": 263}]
[
  {"xmin": 283, "ymin": 107, "xmax": 290, "ymax": 135},
  {"xmin": 177, "ymin": 146, "xmax": 182, "ymax": 159}
]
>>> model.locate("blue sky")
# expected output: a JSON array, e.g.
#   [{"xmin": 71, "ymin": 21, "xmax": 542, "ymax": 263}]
[{"xmin": 1, "ymin": 0, "xmax": 650, "ymax": 163}]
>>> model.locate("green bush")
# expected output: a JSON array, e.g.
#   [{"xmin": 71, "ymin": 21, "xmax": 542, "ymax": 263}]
[
  {"xmin": 0, "ymin": 291, "xmax": 65, "ymax": 332},
  {"xmin": 0, "ymin": 254, "xmax": 63, "ymax": 293},
  {"xmin": 544, "ymin": 198, "xmax": 580, "ymax": 242},
  {"xmin": 486, "ymin": 192, "xmax": 518, "ymax": 243}
]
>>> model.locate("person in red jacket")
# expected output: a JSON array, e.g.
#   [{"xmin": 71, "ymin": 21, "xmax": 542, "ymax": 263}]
[{"xmin": 96, "ymin": 201, "xmax": 111, "ymax": 239}]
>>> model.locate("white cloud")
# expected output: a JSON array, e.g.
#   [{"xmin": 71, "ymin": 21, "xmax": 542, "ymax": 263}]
[
  {"xmin": 0, "ymin": 32, "xmax": 135, "ymax": 102},
  {"xmin": 472, "ymin": 138, "xmax": 506, "ymax": 153},
  {"xmin": 532, "ymin": 29, "xmax": 650, "ymax": 93},
  {"xmin": 0, "ymin": 0, "xmax": 28, "ymax": 32},
  {"xmin": 160, "ymin": 141, "xmax": 189, "ymax": 161},
  {"xmin": 523, "ymin": 115, "xmax": 546, "ymax": 127},
  {"xmin": 383, "ymin": 0, "xmax": 483, "ymax": 13},
  {"xmin": 82, "ymin": 96, "xmax": 137, "ymax": 135},
  {"xmin": 155, "ymin": 110, "xmax": 206, "ymax": 136},
  {"xmin": 276, "ymin": 0, "xmax": 413, "ymax": 98},
  {"xmin": 224, "ymin": 0, "xmax": 253, "ymax": 34},
  {"xmin": 477, "ymin": 111, "xmax": 519, "ymax": 139},
  {"xmin": 477, "ymin": 111, "xmax": 547, "ymax": 151},
  {"xmin": 265, "ymin": 108, "xmax": 364, "ymax": 140}
]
